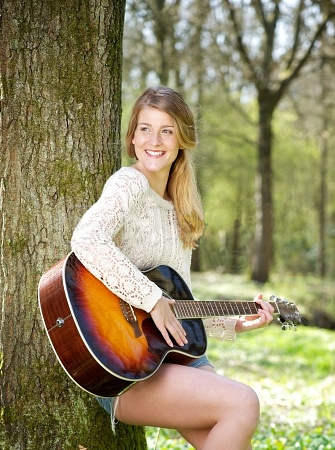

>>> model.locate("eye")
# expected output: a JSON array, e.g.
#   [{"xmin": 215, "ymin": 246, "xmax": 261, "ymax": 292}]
[
  {"xmin": 162, "ymin": 128, "xmax": 173, "ymax": 134},
  {"xmin": 139, "ymin": 126, "xmax": 150, "ymax": 132}
]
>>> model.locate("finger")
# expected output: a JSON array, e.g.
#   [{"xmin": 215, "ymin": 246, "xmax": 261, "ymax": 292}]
[
  {"xmin": 175, "ymin": 318, "xmax": 187, "ymax": 336},
  {"xmin": 159, "ymin": 324, "xmax": 185, "ymax": 347},
  {"xmin": 165, "ymin": 304, "xmax": 187, "ymax": 339},
  {"xmin": 155, "ymin": 315, "xmax": 187, "ymax": 347},
  {"xmin": 257, "ymin": 308, "xmax": 274, "ymax": 325},
  {"xmin": 255, "ymin": 298, "xmax": 275, "ymax": 314},
  {"xmin": 166, "ymin": 321, "xmax": 188, "ymax": 346},
  {"xmin": 158, "ymin": 325, "xmax": 174, "ymax": 347}
]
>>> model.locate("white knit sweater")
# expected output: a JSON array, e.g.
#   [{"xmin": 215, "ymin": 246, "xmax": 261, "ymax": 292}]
[{"xmin": 71, "ymin": 166, "xmax": 236, "ymax": 341}]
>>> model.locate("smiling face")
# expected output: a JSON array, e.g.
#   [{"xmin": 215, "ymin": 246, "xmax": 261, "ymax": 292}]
[{"xmin": 132, "ymin": 107, "xmax": 181, "ymax": 181}]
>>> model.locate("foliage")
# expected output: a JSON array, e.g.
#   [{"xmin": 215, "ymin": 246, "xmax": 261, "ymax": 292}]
[
  {"xmin": 122, "ymin": 79, "xmax": 335, "ymax": 278},
  {"xmin": 145, "ymin": 272, "xmax": 335, "ymax": 449},
  {"xmin": 198, "ymin": 92, "xmax": 258, "ymax": 273},
  {"xmin": 272, "ymin": 110, "xmax": 322, "ymax": 274},
  {"xmin": 195, "ymin": 92, "xmax": 326, "ymax": 276},
  {"xmin": 122, "ymin": 0, "xmax": 335, "ymax": 279}
]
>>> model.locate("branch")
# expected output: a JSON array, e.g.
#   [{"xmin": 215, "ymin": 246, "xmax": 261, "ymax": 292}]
[
  {"xmin": 222, "ymin": 0, "xmax": 259, "ymax": 85},
  {"xmin": 251, "ymin": 0, "xmax": 280, "ymax": 79},
  {"xmin": 286, "ymin": 0, "xmax": 304, "ymax": 70},
  {"xmin": 251, "ymin": 0, "xmax": 269, "ymax": 33},
  {"xmin": 278, "ymin": 10, "xmax": 334, "ymax": 99}
]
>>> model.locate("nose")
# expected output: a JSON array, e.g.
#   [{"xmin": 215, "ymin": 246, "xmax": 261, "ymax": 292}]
[{"xmin": 149, "ymin": 132, "xmax": 162, "ymax": 146}]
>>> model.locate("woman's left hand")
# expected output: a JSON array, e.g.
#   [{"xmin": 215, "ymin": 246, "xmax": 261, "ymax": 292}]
[{"xmin": 235, "ymin": 293, "xmax": 275, "ymax": 333}]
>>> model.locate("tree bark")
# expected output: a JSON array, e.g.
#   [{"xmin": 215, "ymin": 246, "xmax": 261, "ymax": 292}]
[
  {"xmin": 0, "ymin": 0, "xmax": 147, "ymax": 448},
  {"xmin": 251, "ymin": 89, "xmax": 274, "ymax": 282},
  {"xmin": 318, "ymin": 56, "xmax": 330, "ymax": 278}
]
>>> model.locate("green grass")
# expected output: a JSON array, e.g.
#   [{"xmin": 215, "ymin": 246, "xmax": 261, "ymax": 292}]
[{"xmin": 145, "ymin": 271, "xmax": 335, "ymax": 449}]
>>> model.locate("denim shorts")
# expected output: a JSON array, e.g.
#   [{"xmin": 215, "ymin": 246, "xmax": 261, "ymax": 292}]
[{"xmin": 96, "ymin": 354, "xmax": 212, "ymax": 416}]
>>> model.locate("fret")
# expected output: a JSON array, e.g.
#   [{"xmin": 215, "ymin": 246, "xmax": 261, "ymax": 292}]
[
  {"xmin": 178, "ymin": 302, "xmax": 185, "ymax": 318},
  {"xmin": 225, "ymin": 302, "xmax": 238, "ymax": 316},
  {"xmin": 240, "ymin": 302, "xmax": 257, "ymax": 315},
  {"xmin": 189, "ymin": 301, "xmax": 197, "ymax": 318},
  {"xmin": 239, "ymin": 302, "xmax": 248, "ymax": 314},
  {"xmin": 209, "ymin": 301, "xmax": 217, "ymax": 317},
  {"xmin": 174, "ymin": 300, "xmax": 279, "ymax": 319},
  {"xmin": 213, "ymin": 301, "xmax": 221, "ymax": 317},
  {"xmin": 175, "ymin": 301, "xmax": 188, "ymax": 318}
]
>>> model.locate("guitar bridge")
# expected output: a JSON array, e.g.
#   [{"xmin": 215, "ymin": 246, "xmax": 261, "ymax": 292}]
[{"xmin": 119, "ymin": 299, "xmax": 143, "ymax": 338}]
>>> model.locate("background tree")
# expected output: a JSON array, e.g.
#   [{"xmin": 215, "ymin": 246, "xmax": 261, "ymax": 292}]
[
  {"xmin": 289, "ymin": 29, "xmax": 335, "ymax": 277},
  {"xmin": 217, "ymin": 0, "xmax": 335, "ymax": 281},
  {"xmin": 124, "ymin": 0, "xmax": 182, "ymax": 89},
  {"xmin": 122, "ymin": 0, "xmax": 335, "ymax": 280},
  {"xmin": 0, "ymin": 0, "xmax": 147, "ymax": 448}
]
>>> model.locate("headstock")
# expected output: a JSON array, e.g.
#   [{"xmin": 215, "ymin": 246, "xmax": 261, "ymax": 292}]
[{"xmin": 270, "ymin": 294, "xmax": 302, "ymax": 331}]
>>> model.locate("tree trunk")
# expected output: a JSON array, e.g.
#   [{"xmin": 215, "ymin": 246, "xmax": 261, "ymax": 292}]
[
  {"xmin": 230, "ymin": 186, "xmax": 242, "ymax": 274},
  {"xmin": 318, "ymin": 57, "xmax": 329, "ymax": 277},
  {"xmin": 0, "ymin": 0, "xmax": 147, "ymax": 448},
  {"xmin": 189, "ymin": 0, "xmax": 210, "ymax": 272},
  {"xmin": 153, "ymin": 0, "xmax": 169, "ymax": 85},
  {"xmin": 251, "ymin": 91, "xmax": 274, "ymax": 282},
  {"xmin": 221, "ymin": 0, "xmax": 334, "ymax": 282}
]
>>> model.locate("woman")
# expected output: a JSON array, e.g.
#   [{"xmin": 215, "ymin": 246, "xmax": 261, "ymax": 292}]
[{"xmin": 71, "ymin": 86, "xmax": 274, "ymax": 450}]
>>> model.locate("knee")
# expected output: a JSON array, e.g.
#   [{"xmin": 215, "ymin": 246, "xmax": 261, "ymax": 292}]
[{"xmin": 237, "ymin": 385, "xmax": 260, "ymax": 431}]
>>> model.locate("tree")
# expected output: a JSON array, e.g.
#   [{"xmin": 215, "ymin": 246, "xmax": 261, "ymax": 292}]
[
  {"xmin": 0, "ymin": 0, "xmax": 147, "ymax": 448},
  {"xmin": 317, "ymin": 52, "xmax": 333, "ymax": 277},
  {"xmin": 291, "ymin": 28, "xmax": 335, "ymax": 277},
  {"xmin": 124, "ymin": 0, "xmax": 182, "ymax": 89},
  {"xmin": 122, "ymin": 0, "xmax": 335, "ymax": 279},
  {"xmin": 222, "ymin": 0, "xmax": 335, "ymax": 281}
]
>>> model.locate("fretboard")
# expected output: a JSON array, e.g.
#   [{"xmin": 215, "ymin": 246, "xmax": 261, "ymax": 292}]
[{"xmin": 173, "ymin": 300, "xmax": 279, "ymax": 319}]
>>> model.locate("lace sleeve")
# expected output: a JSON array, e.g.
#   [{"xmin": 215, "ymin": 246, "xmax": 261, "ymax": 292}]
[
  {"xmin": 203, "ymin": 317, "xmax": 237, "ymax": 341},
  {"xmin": 71, "ymin": 171, "xmax": 162, "ymax": 313}
]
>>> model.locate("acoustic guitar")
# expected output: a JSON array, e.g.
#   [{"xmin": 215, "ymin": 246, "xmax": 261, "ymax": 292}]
[{"xmin": 38, "ymin": 252, "xmax": 301, "ymax": 397}]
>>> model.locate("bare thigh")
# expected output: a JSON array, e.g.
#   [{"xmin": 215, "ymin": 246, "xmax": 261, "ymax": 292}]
[{"xmin": 115, "ymin": 362, "xmax": 258, "ymax": 431}]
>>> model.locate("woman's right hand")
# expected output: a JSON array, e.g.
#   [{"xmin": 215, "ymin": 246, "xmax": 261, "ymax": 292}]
[{"xmin": 150, "ymin": 297, "xmax": 188, "ymax": 347}]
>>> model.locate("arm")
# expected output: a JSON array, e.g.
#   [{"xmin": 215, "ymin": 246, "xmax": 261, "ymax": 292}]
[
  {"xmin": 71, "ymin": 170, "xmax": 162, "ymax": 313},
  {"xmin": 71, "ymin": 169, "xmax": 188, "ymax": 347},
  {"xmin": 203, "ymin": 294, "xmax": 274, "ymax": 341}
]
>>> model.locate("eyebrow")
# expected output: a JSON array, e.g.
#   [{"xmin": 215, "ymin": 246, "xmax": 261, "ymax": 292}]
[{"xmin": 138, "ymin": 122, "xmax": 174, "ymax": 128}]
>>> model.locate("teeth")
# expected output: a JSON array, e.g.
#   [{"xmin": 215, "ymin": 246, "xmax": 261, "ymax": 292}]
[{"xmin": 146, "ymin": 151, "xmax": 165, "ymax": 156}]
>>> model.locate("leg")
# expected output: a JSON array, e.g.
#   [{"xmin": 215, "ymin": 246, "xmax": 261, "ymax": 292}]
[
  {"xmin": 176, "ymin": 365, "xmax": 255, "ymax": 450},
  {"xmin": 115, "ymin": 363, "xmax": 259, "ymax": 450}
]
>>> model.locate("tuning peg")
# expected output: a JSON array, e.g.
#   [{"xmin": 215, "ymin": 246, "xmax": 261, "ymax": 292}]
[
  {"xmin": 281, "ymin": 321, "xmax": 290, "ymax": 331},
  {"xmin": 280, "ymin": 321, "xmax": 298, "ymax": 331}
]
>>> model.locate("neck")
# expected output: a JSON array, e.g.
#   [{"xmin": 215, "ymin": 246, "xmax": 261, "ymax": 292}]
[
  {"xmin": 172, "ymin": 299, "xmax": 280, "ymax": 319},
  {"xmin": 133, "ymin": 164, "xmax": 170, "ymax": 199}
]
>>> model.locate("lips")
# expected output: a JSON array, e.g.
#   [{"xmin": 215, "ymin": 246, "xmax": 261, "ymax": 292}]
[{"xmin": 145, "ymin": 150, "xmax": 166, "ymax": 157}]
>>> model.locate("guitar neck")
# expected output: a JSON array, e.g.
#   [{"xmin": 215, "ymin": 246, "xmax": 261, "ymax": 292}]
[{"xmin": 173, "ymin": 300, "xmax": 279, "ymax": 319}]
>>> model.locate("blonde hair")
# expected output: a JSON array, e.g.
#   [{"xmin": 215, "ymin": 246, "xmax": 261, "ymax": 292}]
[{"xmin": 125, "ymin": 86, "xmax": 205, "ymax": 249}]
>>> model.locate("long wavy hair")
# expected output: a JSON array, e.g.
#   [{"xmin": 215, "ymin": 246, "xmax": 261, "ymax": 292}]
[{"xmin": 125, "ymin": 86, "xmax": 205, "ymax": 249}]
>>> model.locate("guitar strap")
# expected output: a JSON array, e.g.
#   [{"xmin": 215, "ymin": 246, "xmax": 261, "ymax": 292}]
[{"xmin": 119, "ymin": 299, "xmax": 143, "ymax": 338}]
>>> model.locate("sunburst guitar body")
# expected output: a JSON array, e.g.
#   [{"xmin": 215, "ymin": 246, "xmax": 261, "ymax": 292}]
[{"xmin": 38, "ymin": 252, "xmax": 301, "ymax": 397}]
